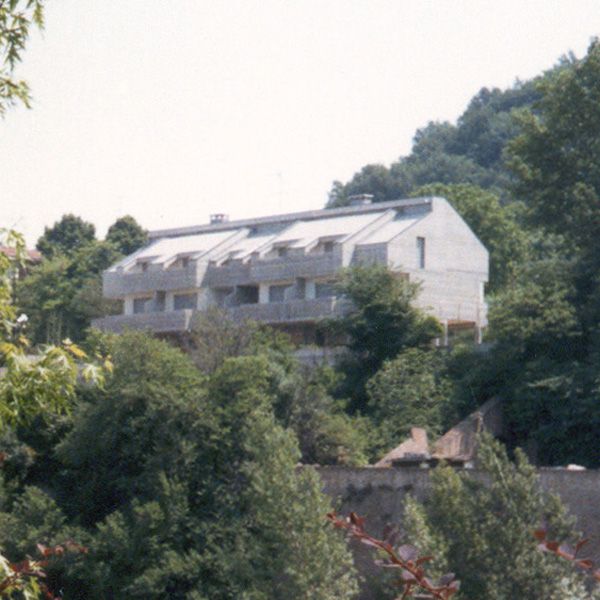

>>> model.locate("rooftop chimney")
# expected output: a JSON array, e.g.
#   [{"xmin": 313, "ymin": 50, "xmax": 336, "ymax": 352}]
[
  {"xmin": 348, "ymin": 193, "xmax": 374, "ymax": 207},
  {"xmin": 210, "ymin": 213, "xmax": 229, "ymax": 224}
]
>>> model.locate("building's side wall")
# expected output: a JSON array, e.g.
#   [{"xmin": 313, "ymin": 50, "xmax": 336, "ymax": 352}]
[{"xmin": 386, "ymin": 198, "xmax": 488, "ymax": 327}]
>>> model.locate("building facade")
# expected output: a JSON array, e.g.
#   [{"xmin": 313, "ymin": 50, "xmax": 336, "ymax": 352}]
[{"xmin": 92, "ymin": 196, "xmax": 489, "ymax": 344}]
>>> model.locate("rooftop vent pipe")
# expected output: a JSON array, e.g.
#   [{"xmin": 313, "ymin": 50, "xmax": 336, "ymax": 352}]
[
  {"xmin": 210, "ymin": 213, "xmax": 229, "ymax": 224},
  {"xmin": 348, "ymin": 194, "xmax": 374, "ymax": 206}
]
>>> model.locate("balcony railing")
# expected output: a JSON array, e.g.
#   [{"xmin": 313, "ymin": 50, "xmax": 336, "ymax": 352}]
[
  {"xmin": 92, "ymin": 297, "xmax": 352, "ymax": 334},
  {"xmin": 228, "ymin": 296, "xmax": 351, "ymax": 323},
  {"xmin": 91, "ymin": 310, "xmax": 195, "ymax": 334},
  {"xmin": 103, "ymin": 264, "xmax": 204, "ymax": 298},
  {"xmin": 415, "ymin": 297, "xmax": 488, "ymax": 327}
]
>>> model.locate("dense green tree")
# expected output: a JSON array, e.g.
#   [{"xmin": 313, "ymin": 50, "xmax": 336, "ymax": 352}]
[
  {"xmin": 0, "ymin": 231, "xmax": 102, "ymax": 431},
  {"xmin": 18, "ymin": 240, "xmax": 122, "ymax": 343},
  {"xmin": 0, "ymin": 0, "xmax": 45, "ymax": 115},
  {"xmin": 51, "ymin": 334, "xmax": 358, "ymax": 598},
  {"xmin": 106, "ymin": 215, "xmax": 148, "ymax": 256},
  {"xmin": 36, "ymin": 214, "xmax": 96, "ymax": 259},
  {"xmin": 56, "ymin": 332, "xmax": 205, "ymax": 525},
  {"xmin": 365, "ymin": 349, "xmax": 452, "ymax": 458},
  {"xmin": 509, "ymin": 40, "xmax": 600, "ymax": 246},
  {"xmin": 333, "ymin": 265, "xmax": 441, "ymax": 412},
  {"xmin": 277, "ymin": 365, "xmax": 368, "ymax": 465},
  {"xmin": 189, "ymin": 308, "xmax": 368, "ymax": 465},
  {"xmin": 488, "ymin": 253, "xmax": 580, "ymax": 360},
  {"xmin": 508, "ymin": 39, "xmax": 600, "ymax": 335},
  {"xmin": 328, "ymin": 79, "xmax": 542, "ymax": 207},
  {"xmin": 404, "ymin": 435, "xmax": 596, "ymax": 599}
]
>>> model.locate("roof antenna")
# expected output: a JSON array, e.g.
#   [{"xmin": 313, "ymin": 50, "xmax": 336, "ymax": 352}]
[{"xmin": 276, "ymin": 171, "xmax": 283, "ymax": 212}]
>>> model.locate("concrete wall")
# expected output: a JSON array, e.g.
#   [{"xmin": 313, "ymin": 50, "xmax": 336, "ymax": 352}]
[{"xmin": 317, "ymin": 466, "xmax": 600, "ymax": 599}]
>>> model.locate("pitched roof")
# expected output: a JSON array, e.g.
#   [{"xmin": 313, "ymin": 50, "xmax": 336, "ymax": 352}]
[
  {"xmin": 431, "ymin": 397, "xmax": 503, "ymax": 463},
  {"xmin": 375, "ymin": 428, "xmax": 430, "ymax": 467},
  {"xmin": 375, "ymin": 398, "xmax": 504, "ymax": 467},
  {"xmin": 148, "ymin": 197, "xmax": 434, "ymax": 240},
  {"xmin": 110, "ymin": 197, "xmax": 434, "ymax": 272},
  {"xmin": 0, "ymin": 246, "xmax": 42, "ymax": 263}
]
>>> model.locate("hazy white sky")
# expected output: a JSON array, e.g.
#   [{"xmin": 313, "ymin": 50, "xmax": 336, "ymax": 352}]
[{"xmin": 1, "ymin": 0, "xmax": 599, "ymax": 244}]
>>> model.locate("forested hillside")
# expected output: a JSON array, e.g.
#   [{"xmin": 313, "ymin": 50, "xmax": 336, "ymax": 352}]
[
  {"xmin": 2, "ymin": 5, "xmax": 600, "ymax": 594},
  {"xmin": 326, "ymin": 40, "xmax": 600, "ymax": 469}
]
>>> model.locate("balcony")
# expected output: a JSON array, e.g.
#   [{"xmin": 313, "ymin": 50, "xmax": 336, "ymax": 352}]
[
  {"xmin": 92, "ymin": 297, "xmax": 352, "ymax": 335},
  {"xmin": 249, "ymin": 253, "xmax": 341, "ymax": 282},
  {"xmin": 91, "ymin": 310, "xmax": 195, "ymax": 334},
  {"xmin": 103, "ymin": 263, "xmax": 204, "ymax": 298},
  {"xmin": 228, "ymin": 296, "xmax": 351, "ymax": 324},
  {"xmin": 415, "ymin": 297, "xmax": 488, "ymax": 327}
]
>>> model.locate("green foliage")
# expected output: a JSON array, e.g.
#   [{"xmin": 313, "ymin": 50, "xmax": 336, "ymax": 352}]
[
  {"xmin": 366, "ymin": 349, "xmax": 452, "ymax": 457},
  {"xmin": 508, "ymin": 39, "xmax": 600, "ymax": 334},
  {"xmin": 56, "ymin": 332, "xmax": 205, "ymax": 525},
  {"xmin": 36, "ymin": 214, "xmax": 96, "ymax": 259},
  {"xmin": 51, "ymin": 335, "xmax": 358, "ymax": 598},
  {"xmin": 105, "ymin": 215, "xmax": 148, "ymax": 256},
  {"xmin": 488, "ymin": 253, "xmax": 580, "ymax": 359},
  {"xmin": 0, "ymin": 0, "xmax": 44, "ymax": 116},
  {"xmin": 333, "ymin": 265, "xmax": 441, "ymax": 411},
  {"xmin": 278, "ymin": 365, "xmax": 368, "ymax": 466},
  {"xmin": 189, "ymin": 309, "xmax": 368, "ymax": 465},
  {"xmin": 401, "ymin": 496, "xmax": 450, "ymax": 583},
  {"xmin": 188, "ymin": 307, "xmax": 293, "ymax": 376},
  {"xmin": 18, "ymin": 240, "xmax": 122, "ymax": 343},
  {"xmin": 509, "ymin": 40, "xmax": 600, "ymax": 246},
  {"xmin": 328, "ymin": 80, "xmax": 541, "ymax": 207},
  {"xmin": 405, "ymin": 435, "xmax": 593, "ymax": 599},
  {"xmin": 0, "ymin": 230, "xmax": 105, "ymax": 435}
]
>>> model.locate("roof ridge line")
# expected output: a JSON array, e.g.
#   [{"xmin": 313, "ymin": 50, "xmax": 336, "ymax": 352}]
[{"xmin": 148, "ymin": 197, "xmax": 435, "ymax": 240}]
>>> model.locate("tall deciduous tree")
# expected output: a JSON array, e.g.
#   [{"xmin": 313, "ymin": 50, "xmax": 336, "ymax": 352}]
[
  {"xmin": 18, "ymin": 240, "xmax": 122, "ymax": 343},
  {"xmin": 404, "ymin": 435, "xmax": 596, "ymax": 599},
  {"xmin": 366, "ymin": 349, "xmax": 452, "ymax": 458},
  {"xmin": 106, "ymin": 216, "xmax": 148, "ymax": 256},
  {"xmin": 509, "ymin": 40, "xmax": 600, "ymax": 247},
  {"xmin": 333, "ymin": 265, "xmax": 441, "ymax": 412},
  {"xmin": 36, "ymin": 214, "xmax": 96, "ymax": 259},
  {"xmin": 54, "ymin": 334, "xmax": 358, "ymax": 598},
  {"xmin": 0, "ymin": 0, "xmax": 44, "ymax": 115}
]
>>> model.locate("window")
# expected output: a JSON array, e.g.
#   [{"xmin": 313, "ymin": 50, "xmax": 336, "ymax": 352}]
[
  {"xmin": 315, "ymin": 281, "xmax": 336, "ymax": 298},
  {"xmin": 277, "ymin": 247, "xmax": 288, "ymax": 258},
  {"xmin": 173, "ymin": 293, "xmax": 197, "ymax": 310},
  {"xmin": 322, "ymin": 241, "xmax": 334, "ymax": 253},
  {"xmin": 133, "ymin": 296, "xmax": 152, "ymax": 314},
  {"xmin": 417, "ymin": 237, "xmax": 426, "ymax": 269},
  {"xmin": 269, "ymin": 284, "xmax": 289, "ymax": 303},
  {"xmin": 237, "ymin": 285, "xmax": 259, "ymax": 305},
  {"xmin": 155, "ymin": 291, "xmax": 166, "ymax": 312}
]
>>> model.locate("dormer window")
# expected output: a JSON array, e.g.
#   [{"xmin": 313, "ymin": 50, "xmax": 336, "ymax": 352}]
[
  {"xmin": 167, "ymin": 254, "xmax": 195, "ymax": 270},
  {"xmin": 129, "ymin": 256, "xmax": 158, "ymax": 273}
]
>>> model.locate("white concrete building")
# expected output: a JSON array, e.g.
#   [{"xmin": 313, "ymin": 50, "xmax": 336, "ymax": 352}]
[{"xmin": 92, "ymin": 196, "xmax": 488, "ymax": 344}]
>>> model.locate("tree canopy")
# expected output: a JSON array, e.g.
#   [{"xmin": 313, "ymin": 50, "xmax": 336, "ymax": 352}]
[
  {"xmin": 0, "ymin": 0, "xmax": 44, "ymax": 116},
  {"xmin": 106, "ymin": 216, "xmax": 148, "ymax": 256},
  {"xmin": 36, "ymin": 214, "xmax": 96, "ymax": 259},
  {"xmin": 403, "ymin": 435, "xmax": 596, "ymax": 599}
]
